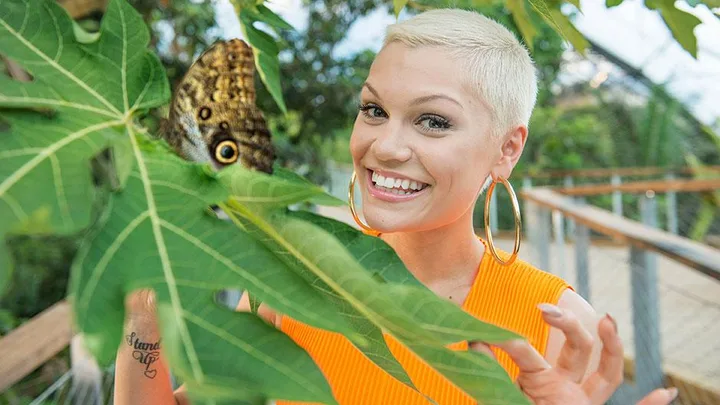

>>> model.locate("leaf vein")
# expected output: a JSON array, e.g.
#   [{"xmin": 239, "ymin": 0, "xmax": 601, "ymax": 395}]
[
  {"xmin": 128, "ymin": 124, "xmax": 205, "ymax": 382},
  {"xmin": 76, "ymin": 210, "xmax": 150, "ymax": 315},
  {"xmin": 0, "ymin": 119, "xmax": 123, "ymax": 198},
  {"xmin": 0, "ymin": 9, "xmax": 121, "ymax": 116}
]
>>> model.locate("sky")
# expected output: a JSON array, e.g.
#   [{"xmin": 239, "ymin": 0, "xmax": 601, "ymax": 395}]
[{"xmin": 214, "ymin": 0, "xmax": 720, "ymax": 127}]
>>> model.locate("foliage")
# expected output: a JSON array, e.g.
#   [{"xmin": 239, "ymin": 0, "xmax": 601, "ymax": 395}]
[
  {"xmin": 0, "ymin": 1, "xmax": 529, "ymax": 404},
  {"xmin": 521, "ymin": 106, "xmax": 615, "ymax": 172},
  {"xmin": 1, "ymin": 235, "xmax": 77, "ymax": 321}
]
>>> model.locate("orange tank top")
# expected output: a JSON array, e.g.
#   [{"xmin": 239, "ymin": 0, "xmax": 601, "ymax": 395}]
[{"xmin": 277, "ymin": 241, "xmax": 570, "ymax": 405}]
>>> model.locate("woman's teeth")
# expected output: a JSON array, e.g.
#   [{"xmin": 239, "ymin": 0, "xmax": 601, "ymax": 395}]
[{"xmin": 371, "ymin": 171, "xmax": 428, "ymax": 195}]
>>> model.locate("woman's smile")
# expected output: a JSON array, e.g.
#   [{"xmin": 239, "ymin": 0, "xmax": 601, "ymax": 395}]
[{"xmin": 365, "ymin": 168, "xmax": 431, "ymax": 203}]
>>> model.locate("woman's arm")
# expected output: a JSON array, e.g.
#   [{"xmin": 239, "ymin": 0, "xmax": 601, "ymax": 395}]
[
  {"xmin": 114, "ymin": 289, "xmax": 279, "ymax": 405},
  {"xmin": 113, "ymin": 290, "xmax": 189, "ymax": 405}
]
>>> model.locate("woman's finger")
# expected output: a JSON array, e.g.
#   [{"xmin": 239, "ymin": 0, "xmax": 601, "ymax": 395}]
[
  {"xmin": 538, "ymin": 303, "xmax": 594, "ymax": 383},
  {"xmin": 636, "ymin": 388, "xmax": 678, "ymax": 405},
  {"xmin": 492, "ymin": 339, "xmax": 551, "ymax": 374},
  {"xmin": 582, "ymin": 314, "xmax": 625, "ymax": 404}
]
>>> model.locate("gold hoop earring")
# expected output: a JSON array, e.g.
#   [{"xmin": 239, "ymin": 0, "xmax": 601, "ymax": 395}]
[
  {"xmin": 348, "ymin": 171, "xmax": 381, "ymax": 237},
  {"xmin": 484, "ymin": 176, "xmax": 521, "ymax": 266}
]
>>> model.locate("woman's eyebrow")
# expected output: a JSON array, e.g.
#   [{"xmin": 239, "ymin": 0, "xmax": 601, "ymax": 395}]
[
  {"xmin": 409, "ymin": 94, "xmax": 463, "ymax": 109},
  {"xmin": 363, "ymin": 82, "xmax": 462, "ymax": 110},
  {"xmin": 362, "ymin": 82, "xmax": 381, "ymax": 99},
  {"xmin": 362, "ymin": 82, "xmax": 462, "ymax": 110}
]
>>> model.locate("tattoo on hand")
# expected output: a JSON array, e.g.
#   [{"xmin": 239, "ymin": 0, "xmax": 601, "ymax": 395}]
[{"xmin": 126, "ymin": 332, "xmax": 161, "ymax": 379}]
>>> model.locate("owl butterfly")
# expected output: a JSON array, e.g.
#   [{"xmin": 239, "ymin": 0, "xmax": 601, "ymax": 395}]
[{"xmin": 162, "ymin": 39, "xmax": 275, "ymax": 174}]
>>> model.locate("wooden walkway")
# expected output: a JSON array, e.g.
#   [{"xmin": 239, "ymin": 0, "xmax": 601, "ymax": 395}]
[{"xmin": 317, "ymin": 205, "xmax": 720, "ymax": 393}]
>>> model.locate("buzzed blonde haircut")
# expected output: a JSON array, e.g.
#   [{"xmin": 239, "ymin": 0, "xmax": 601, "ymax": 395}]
[{"xmin": 383, "ymin": 8, "xmax": 538, "ymax": 139}]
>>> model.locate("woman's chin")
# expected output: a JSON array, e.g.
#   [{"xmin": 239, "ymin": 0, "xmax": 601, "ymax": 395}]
[{"xmin": 363, "ymin": 214, "xmax": 418, "ymax": 235}]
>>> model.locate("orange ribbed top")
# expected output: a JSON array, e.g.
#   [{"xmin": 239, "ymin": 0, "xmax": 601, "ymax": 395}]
[{"xmin": 278, "ymin": 241, "xmax": 570, "ymax": 405}]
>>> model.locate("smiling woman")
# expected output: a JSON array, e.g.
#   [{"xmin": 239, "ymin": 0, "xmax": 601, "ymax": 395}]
[{"xmin": 110, "ymin": 7, "xmax": 679, "ymax": 405}]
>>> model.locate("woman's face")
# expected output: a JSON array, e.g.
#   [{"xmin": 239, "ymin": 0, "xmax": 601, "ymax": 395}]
[{"xmin": 350, "ymin": 42, "xmax": 519, "ymax": 233}]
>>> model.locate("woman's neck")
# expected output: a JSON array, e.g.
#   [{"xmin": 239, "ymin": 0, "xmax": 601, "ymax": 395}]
[{"xmin": 380, "ymin": 209, "xmax": 485, "ymax": 294}]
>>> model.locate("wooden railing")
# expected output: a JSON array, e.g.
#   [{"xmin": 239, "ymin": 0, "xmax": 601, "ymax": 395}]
[
  {"xmin": 521, "ymin": 182, "xmax": 720, "ymax": 405},
  {"xmin": 0, "ymin": 301, "xmax": 72, "ymax": 392},
  {"xmin": 516, "ymin": 165, "xmax": 720, "ymax": 180}
]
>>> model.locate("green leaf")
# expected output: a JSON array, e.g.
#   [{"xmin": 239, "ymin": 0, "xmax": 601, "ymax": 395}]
[
  {"xmin": 253, "ymin": 4, "xmax": 294, "ymax": 31},
  {"xmin": 548, "ymin": 8, "xmax": 589, "ymax": 53},
  {"xmin": 1, "ymin": 1, "xmax": 342, "ymax": 402},
  {"xmin": 394, "ymin": 0, "xmax": 409, "ymax": 17},
  {"xmin": 0, "ymin": 0, "xmax": 168, "ymax": 270},
  {"xmin": 646, "ymin": 0, "xmax": 702, "ymax": 58},
  {"xmin": 71, "ymin": 139, "xmax": 342, "ymax": 403},
  {"xmin": 155, "ymin": 285, "xmax": 336, "ymax": 404},
  {"xmin": 218, "ymin": 165, "xmax": 344, "ymax": 208},
  {"xmin": 507, "ymin": 0, "xmax": 539, "ymax": 50},
  {"xmin": 247, "ymin": 292, "xmax": 261, "ymax": 315},
  {"xmin": 238, "ymin": 7, "xmax": 288, "ymax": 114},
  {"xmin": 228, "ymin": 205, "xmax": 524, "ymax": 403},
  {"xmin": 565, "ymin": 0, "xmax": 581, "ymax": 9},
  {"xmin": 273, "ymin": 167, "xmax": 345, "ymax": 206},
  {"xmin": 606, "ymin": 0, "xmax": 624, "ymax": 7},
  {"xmin": 527, "ymin": 1, "xmax": 588, "ymax": 53}
]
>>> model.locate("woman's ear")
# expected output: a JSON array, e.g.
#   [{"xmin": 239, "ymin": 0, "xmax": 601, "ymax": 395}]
[{"xmin": 492, "ymin": 125, "xmax": 527, "ymax": 180}]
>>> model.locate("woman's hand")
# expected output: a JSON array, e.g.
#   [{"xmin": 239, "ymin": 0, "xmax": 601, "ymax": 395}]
[{"xmin": 492, "ymin": 305, "xmax": 678, "ymax": 405}]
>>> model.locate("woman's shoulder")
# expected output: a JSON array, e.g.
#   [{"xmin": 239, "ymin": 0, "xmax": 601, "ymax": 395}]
[{"xmin": 476, "ymin": 245, "xmax": 572, "ymax": 299}]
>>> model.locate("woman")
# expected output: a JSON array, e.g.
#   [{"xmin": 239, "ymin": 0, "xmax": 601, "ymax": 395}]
[{"xmin": 115, "ymin": 8, "xmax": 678, "ymax": 405}]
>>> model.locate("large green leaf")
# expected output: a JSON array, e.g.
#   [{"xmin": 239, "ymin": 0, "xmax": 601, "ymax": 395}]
[
  {"xmin": 71, "ymin": 138, "xmax": 342, "ymax": 403},
  {"xmin": 226, "ymin": 201, "xmax": 525, "ymax": 404},
  {"xmin": 0, "ymin": 0, "xmax": 166, "ymax": 271},
  {"xmin": 0, "ymin": 1, "xmax": 341, "ymax": 403},
  {"xmin": 218, "ymin": 165, "xmax": 344, "ymax": 208}
]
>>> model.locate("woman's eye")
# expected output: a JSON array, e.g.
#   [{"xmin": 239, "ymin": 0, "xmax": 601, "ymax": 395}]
[
  {"xmin": 417, "ymin": 115, "xmax": 451, "ymax": 132},
  {"xmin": 359, "ymin": 103, "xmax": 387, "ymax": 119}
]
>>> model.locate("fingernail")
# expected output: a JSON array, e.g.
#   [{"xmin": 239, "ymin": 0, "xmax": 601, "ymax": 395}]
[
  {"xmin": 605, "ymin": 313, "xmax": 618, "ymax": 333},
  {"xmin": 668, "ymin": 387, "xmax": 678, "ymax": 400},
  {"xmin": 537, "ymin": 303, "xmax": 562, "ymax": 317}
]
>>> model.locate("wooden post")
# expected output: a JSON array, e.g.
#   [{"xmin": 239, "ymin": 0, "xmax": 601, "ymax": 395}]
[
  {"xmin": 574, "ymin": 197, "xmax": 591, "ymax": 302},
  {"xmin": 552, "ymin": 210, "xmax": 566, "ymax": 279},
  {"xmin": 665, "ymin": 172, "xmax": 678, "ymax": 234},
  {"xmin": 537, "ymin": 207, "xmax": 551, "ymax": 272},
  {"xmin": 612, "ymin": 174, "xmax": 623, "ymax": 217},
  {"xmin": 522, "ymin": 177, "xmax": 536, "ymax": 263},
  {"xmin": 630, "ymin": 192, "xmax": 663, "ymax": 400},
  {"xmin": 564, "ymin": 175, "xmax": 576, "ymax": 239}
]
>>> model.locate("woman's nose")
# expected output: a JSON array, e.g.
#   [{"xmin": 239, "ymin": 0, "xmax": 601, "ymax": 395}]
[{"xmin": 370, "ymin": 123, "xmax": 412, "ymax": 164}]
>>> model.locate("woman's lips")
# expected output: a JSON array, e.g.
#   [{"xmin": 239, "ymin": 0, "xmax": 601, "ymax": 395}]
[{"xmin": 365, "ymin": 169, "xmax": 430, "ymax": 203}]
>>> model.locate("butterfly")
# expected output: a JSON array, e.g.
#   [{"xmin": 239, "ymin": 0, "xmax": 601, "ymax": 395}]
[{"xmin": 161, "ymin": 39, "xmax": 275, "ymax": 174}]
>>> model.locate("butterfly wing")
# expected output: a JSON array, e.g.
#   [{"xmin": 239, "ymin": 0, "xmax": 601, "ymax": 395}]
[{"xmin": 163, "ymin": 39, "xmax": 275, "ymax": 174}]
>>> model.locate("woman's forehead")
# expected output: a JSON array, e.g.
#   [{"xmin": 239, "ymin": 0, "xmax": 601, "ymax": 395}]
[{"xmin": 364, "ymin": 44, "xmax": 486, "ymax": 113}]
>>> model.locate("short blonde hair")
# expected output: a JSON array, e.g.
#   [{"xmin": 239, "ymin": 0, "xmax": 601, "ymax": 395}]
[{"xmin": 383, "ymin": 8, "xmax": 538, "ymax": 138}]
